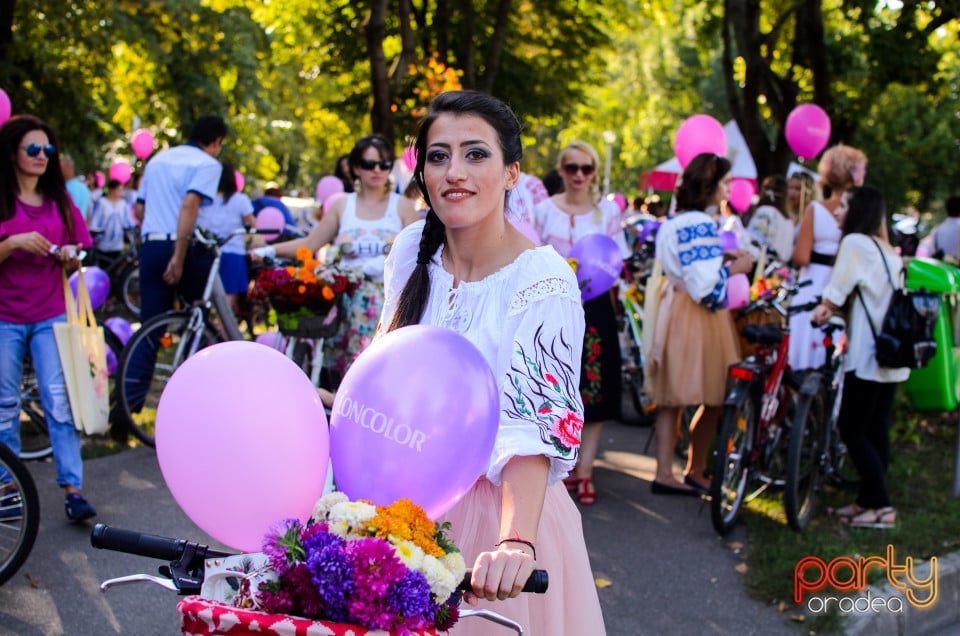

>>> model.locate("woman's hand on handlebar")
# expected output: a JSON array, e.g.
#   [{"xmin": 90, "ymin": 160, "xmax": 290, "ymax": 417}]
[
  {"xmin": 811, "ymin": 303, "xmax": 832, "ymax": 325},
  {"xmin": 464, "ymin": 546, "xmax": 536, "ymax": 604}
]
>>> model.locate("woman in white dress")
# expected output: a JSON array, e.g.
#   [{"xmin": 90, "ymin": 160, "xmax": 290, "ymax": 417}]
[
  {"xmin": 381, "ymin": 90, "xmax": 605, "ymax": 635},
  {"xmin": 252, "ymin": 135, "xmax": 421, "ymax": 380},
  {"xmin": 788, "ymin": 144, "xmax": 867, "ymax": 371}
]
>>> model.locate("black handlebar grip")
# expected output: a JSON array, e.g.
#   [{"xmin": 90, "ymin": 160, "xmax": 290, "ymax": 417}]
[
  {"xmin": 458, "ymin": 569, "xmax": 548, "ymax": 594},
  {"xmin": 91, "ymin": 524, "xmax": 187, "ymax": 561}
]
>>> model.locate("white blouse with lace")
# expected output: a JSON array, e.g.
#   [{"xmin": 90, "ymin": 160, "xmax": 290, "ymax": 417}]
[{"xmin": 381, "ymin": 220, "xmax": 586, "ymax": 486}]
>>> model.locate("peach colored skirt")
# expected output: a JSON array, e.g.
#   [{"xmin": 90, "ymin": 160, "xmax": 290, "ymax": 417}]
[
  {"xmin": 439, "ymin": 479, "xmax": 606, "ymax": 636},
  {"xmin": 646, "ymin": 281, "xmax": 740, "ymax": 407}
]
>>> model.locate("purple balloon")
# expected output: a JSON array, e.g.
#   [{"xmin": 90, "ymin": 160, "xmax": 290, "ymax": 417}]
[
  {"xmin": 719, "ymin": 230, "xmax": 739, "ymax": 252},
  {"xmin": 104, "ymin": 316, "xmax": 134, "ymax": 345},
  {"xmin": 105, "ymin": 347, "xmax": 117, "ymax": 375},
  {"xmin": 68, "ymin": 266, "xmax": 111, "ymax": 310},
  {"xmin": 329, "ymin": 325, "xmax": 499, "ymax": 518},
  {"xmin": 639, "ymin": 220, "xmax": 661, "ymax": 245},
  {"xmin": 569, "ymin": 233, "xmax": 623, "ymax": 302}
]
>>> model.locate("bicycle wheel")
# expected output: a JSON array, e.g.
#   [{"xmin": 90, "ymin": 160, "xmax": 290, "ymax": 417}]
[
  {"xmin": 120, "ymin": 265, "xmax": 140, "ymax": 319},
  {"xmin": 710, "ymin": 396, "xmax": 756, "ymax": 535},
  {"xmin": 0, "ymin": 442, "xmax": 40, "ymax": 586},
  {"xmin": 116, "ymin": 311, "xmax": 221, "ymax": 447},
  {"xmin": 784, "ymin": 390, "xmax": 826, "ymax": 531}
]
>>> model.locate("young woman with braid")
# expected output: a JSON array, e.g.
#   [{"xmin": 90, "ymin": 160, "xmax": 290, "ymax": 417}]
[{"xmin": 380, "ymin": 91, "xmax": 605, "ymax": 635}]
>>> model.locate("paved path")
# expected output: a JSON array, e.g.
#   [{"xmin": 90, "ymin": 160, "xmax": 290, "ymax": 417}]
[{"xmin": 0, "ymin": 415, "xmax": 812, "ymax": 635}]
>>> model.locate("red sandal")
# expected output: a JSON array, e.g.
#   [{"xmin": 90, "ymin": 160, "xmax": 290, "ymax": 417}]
[{"xmin": 577, "ymin": 477, "xmax": 596, "ymax": 505}]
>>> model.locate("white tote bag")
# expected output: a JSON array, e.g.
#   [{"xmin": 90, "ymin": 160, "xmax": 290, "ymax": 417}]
[{"xmin": 54, "ymin": 269, "xmax": 110, "ymax": 435}]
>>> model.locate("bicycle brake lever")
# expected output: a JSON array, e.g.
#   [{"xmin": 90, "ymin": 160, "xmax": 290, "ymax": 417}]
[
  {"xmin": 99, "ymin": 573, "xmax": 178, "ymax": 593},
  {"xmin": 459, "ymin": 609, "xmax": 524, "ymax": 635}
]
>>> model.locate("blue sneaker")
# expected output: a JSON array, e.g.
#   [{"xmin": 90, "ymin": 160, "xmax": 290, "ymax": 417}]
[
  {"xmin": 0, "ymin": 491, "xmax": 22, "ymax": 521},
  {"xmin": 65, "ymin": 493, "xmax": 97, "ymax": 522}
]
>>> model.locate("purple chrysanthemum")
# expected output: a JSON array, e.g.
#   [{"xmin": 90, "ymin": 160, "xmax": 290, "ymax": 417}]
[
  {"xmin": 305, "ymin": 536, "xmax": 354, "ymax": 623},
  {"xmin": 261, "ymin": 519, "xmax": 302, "ymax": 575},
  {"xmin": 387, "ymin": 570, "xmax": 433, "ymax": 627}
]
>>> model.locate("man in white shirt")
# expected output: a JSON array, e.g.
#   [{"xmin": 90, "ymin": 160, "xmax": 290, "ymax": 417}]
[
  {"xmin": 929, "ymin": 195, "xmax": 960, "ymax": 264},
  {"xmin": 134, "ymin": 115, "xmax": 226, "ymax": 322}
]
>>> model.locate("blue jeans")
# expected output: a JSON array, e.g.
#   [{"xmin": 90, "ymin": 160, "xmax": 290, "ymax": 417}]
[{"xmin": 0, "ymin": 316, "xmax": 84, "ymax": 490}]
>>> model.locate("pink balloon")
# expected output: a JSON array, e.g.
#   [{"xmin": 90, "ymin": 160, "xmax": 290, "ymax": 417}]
[
  {"xmin": 569, "ymin": 233, "xmax": 623, "ymax": 301},
  {"xmin": 329, "ymin": 325, "xmax": 499, "ymax": 518},
  {"xmin": 156, "ymin": 341, "xmax": 329, "ymax": 552},
  {"xmin": 68, "ymin": 266, "xmax": 110, "ymax": 310},
  {"xmin": 719, "ymin": 230, "xmax": 739, "ymax": 252},
  {"xmin": 727, "ymin": 273, "xmax": 750, "ymax": 310},
  {"xmin": 674, "ymin": 114, "xmax": 727, "ymax": 169},
  {"xmin": 728, "ymin": 179, "xmax": 755, "ymax": 212},
  {"xmin": 104, "ymin": 316, "xmax": 134, "ymax": 345},
  {"xmin": 131, "ymin": 129, "xmax": 155, "ymax": 160},
  {"xmin": 916, "ymin": 245, "xmax": 931, "ymax": 258},
  {"xmin": 255, "ymin": 206, "xmax": 285, "ymax": 241},
  {"xmin": 785, "ymin": 104, "xmax": 831, "ymax": 160},
  {"xmin": 0, "ymin": 89, "xmax": 11, "ymax": 126},
  {"xmin": 608, "ymin": 193, "xmax": 628, "ymax": 213},
  {"xmin": 95, "ymin": 171, "xmax": 105, "ymax": 188},
  {"xmin": 402, "ymin": 146, "xmax": 417, "ymax": 171},
  {"xmin": 508, "ymin": 216, "xmax": 542, "ymax": 246},
  {"xmin": 315, "ymin": 175, "xmax": 344, "ymax": 203},
  {"xmin": 109, "ymin": 161, "xmax": 133, "ymax": 185},
  {"xmin": 255, "ymin": 330, "xmax": 286, "ymax": 350},
  {"xmin": 234, "ymin": 170, "xmax": 245, "ymax": 192},
  {"xmin": 323, "ymin": 191, "xmax": 347, "ymax": 211}
]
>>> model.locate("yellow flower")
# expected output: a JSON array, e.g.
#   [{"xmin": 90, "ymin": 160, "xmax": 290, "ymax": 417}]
[{"xmin": 567, "ymin": 257, "xmax": 579, "ymax": 274}]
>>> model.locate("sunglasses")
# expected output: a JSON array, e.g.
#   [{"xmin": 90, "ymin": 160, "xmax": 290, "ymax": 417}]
[
  {"xmin": 357, "ymin": 158, "xmax": 394, "ymax": 171},
  {"xmin": 562, "ymin": 163, "xmax": 595, "ymax": 176},
  {"xmin": 21, "ymin": 143, "xmax": 56, "ymax": 158}
]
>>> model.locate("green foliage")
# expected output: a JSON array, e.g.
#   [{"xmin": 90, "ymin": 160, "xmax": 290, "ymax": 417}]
[{"xmin": 0, "ymin": 0, "xmax": 957, "ymax": 208}]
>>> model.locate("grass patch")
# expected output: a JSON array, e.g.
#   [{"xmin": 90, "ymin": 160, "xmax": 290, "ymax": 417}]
[{"xmin": 737, "ymin": 400, "xmax": 960, "ymax": 632}]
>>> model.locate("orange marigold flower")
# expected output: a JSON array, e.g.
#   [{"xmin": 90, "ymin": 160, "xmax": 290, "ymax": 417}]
[
  {"xmin": 295, "ymin": 246, "xmax": 313, "ymax": 261},
  {"xmin": 285, "ymin": 266, "xmax": 297, "ymax": 277},
  {"xmin": 321, "ymin": 286, "xmax": 335, "ymax": 301}
]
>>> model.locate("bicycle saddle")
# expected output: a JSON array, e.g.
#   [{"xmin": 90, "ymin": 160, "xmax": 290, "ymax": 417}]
[{"xmin": 741, "ymin": 323, "xmax": 783, "ymax": 345}]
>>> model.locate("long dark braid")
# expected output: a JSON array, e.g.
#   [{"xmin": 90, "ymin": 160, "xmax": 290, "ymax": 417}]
[{"xmin": 386, "ymin": 90, "xmax": 522, "ymax": 332}]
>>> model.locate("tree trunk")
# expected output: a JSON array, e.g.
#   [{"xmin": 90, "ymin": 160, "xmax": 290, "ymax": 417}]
[
  {"xmin": 392, "ymin": 0, "xmax": 416, "ymax": 94},
  {"xmin": 434, "ymin": 0, "xmax": 449, "ymax": 61},
  {"xmin": 461, "ymin": 0, "xmax": 476, "ymax": 89},
  {"xmin": 477, "ymin": 0, "xmax": 512, "ymax": 94},
  {"xmin": 364, "ymin": 0, "xmax": 393, "ymax": 141}
]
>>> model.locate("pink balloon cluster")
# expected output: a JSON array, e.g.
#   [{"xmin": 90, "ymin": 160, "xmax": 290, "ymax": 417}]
[
  {"xmin": 109, "ymin": 160, "xmax": 133, "ymax": 185},
  {"xmin": 728, "ymin": 179, "xmax": 755, "ymax": 213},
  {"xmin": 131, "ymin": 129, "xmax": 155, "ymax": 160},
  {"xmin": 785, "ymin": 104, "xmax": 831, "ymax": 160},
  {"xmin": 156, "ymin": 341, "xmax": 330, "ymax": 552},
  {"xmin": 315, "ymin": 175, "xmax": 344, "ymax": 203},
  {"xmin": 0, "ymin": 89, "xmax": 11, "ymax": 127},
  {"xmin": 255, "ymin": 206, "xmax": 285, "ymax": 241},
  {"xmin": 674, "ymin": 114, "xmax": 726, "ymax": 168}
]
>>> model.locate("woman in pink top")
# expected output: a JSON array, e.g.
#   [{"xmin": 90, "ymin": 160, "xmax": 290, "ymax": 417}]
[{"xmin": 0, "ymin": 115, "xmax": 97, "ymax": 522}]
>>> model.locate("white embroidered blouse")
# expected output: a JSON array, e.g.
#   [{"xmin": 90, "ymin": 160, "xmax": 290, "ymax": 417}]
[
  {"xmin": 381, "ymin": 220, "xmax": 586, "ymax": 486},
  {"xmin": 655, "ymin": 210, "xmax": 730, "ymax": 309}
]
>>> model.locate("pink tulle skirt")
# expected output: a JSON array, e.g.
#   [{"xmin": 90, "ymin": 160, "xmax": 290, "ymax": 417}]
[{"xmin": 439, "ymin": 479, "xmax": 606, "ymax": 636}]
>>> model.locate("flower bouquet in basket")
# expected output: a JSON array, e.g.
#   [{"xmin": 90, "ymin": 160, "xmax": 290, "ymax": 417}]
[
  {"xmin": 251, "ymin": 247, "xmax": 363, "ymax": 339},
  {"xmin": 179, "ymin": 493, "xmax": 467, "ymax": 636}
]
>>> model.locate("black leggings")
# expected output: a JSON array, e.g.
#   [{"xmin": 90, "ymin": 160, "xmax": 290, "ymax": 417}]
[{"xmin": 836, "ymin": 372, "xmax": 897, "ymax": 509}]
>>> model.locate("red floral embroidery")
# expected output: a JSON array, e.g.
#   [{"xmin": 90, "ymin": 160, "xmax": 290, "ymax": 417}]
[
  {"xmin": 581, "ymin": 326, "xmax": 603, "ymax": 405},
  {"xmin": 552, "ymin": 410, "xmax": 583, "ymax": 449}
]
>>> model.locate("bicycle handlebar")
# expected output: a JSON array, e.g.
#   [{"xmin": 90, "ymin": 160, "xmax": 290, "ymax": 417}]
[
  {"xmin": 91, "ymin": 524, "xmax": 232, "ymax": 562},
  {"xmin": 92, "ymin": 524, "xmax": 548, "ymax": 594}
]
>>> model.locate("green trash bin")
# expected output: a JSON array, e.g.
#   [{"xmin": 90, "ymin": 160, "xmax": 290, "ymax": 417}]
[{"xmin": 903, "ymin": 258, "xmax": 960, "ymax": 412}]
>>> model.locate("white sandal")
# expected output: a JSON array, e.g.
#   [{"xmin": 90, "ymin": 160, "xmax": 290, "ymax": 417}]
[{"xmin": 844, "ymin": 506, "xmax": 896, "ymax": 529}]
